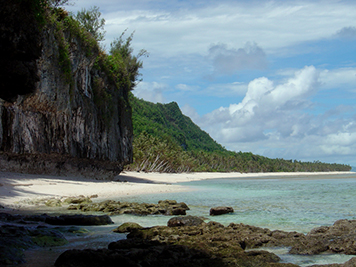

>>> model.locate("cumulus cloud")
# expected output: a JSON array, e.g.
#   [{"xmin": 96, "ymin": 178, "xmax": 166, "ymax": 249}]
[
  {"xmin": 183, "ymin": 65, "xmax": 356, "ymax": 164},
  {"xmin": 208, "ymin": 42, "xmax": 268, "ymax": 75},
  {"xmin": 195, "ymin": 66, "xmax": 319, "ymax": 142},
  {"xmin": 181, "ymin": 104, "xmax": 201, "ymax": 122},
  {"xmin": 133, "ymin": 81, "xmax": 167, "ymax": 103}
]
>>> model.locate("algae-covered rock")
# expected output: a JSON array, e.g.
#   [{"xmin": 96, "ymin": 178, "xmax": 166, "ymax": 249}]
[
  {"xmin": 167, "ymin": 215, "xmax": 205, "ymax": 227},
  {"xmin": 63, "ymin": 196, "xmax": 92, "ymax": 205},
  {"xmin": 45, "ymin": 199, "xmax": 62, "ymax": 207},
  {"xmin": 0, "ymin": 224, "xmax": 68, "ymax": 265},
  {"xmin": 113, "ymin": 222, "xmax": 143, "ymax": 233},
  {"xmin": 69, "ymin": 199, "xmax": 190, "ymax": 216}
]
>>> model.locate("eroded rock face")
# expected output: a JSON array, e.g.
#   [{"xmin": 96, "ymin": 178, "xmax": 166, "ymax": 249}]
[
  {"xmin": 290, "ymin": 219, "xmax": 356, "ymax": 255},
  {"xmin": 0, "ymin": 2, "xmax": 133, "ymax": 178}
]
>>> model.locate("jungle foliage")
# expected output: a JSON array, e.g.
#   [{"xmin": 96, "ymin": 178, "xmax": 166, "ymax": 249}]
[{"xmin": 126, "ymin": 96, "xmax": 352, "ymax": 173}]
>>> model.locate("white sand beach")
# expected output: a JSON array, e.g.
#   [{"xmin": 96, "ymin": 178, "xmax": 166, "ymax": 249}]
[{"xmin": 0, "ymin": 171, "xmax": 353, "ymax": 209}]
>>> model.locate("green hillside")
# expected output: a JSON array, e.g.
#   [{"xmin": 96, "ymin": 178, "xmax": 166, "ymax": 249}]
[
  {"xmin": 126, "ymin": 94, "xmax": 352, "ymax": 173},
  {"xmin": 130, "ymin": 95, "xmax": 225, "ymax": 152}
]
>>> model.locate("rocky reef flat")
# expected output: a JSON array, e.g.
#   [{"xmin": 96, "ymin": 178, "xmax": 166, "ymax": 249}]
[
  {"xmin": 1, "ymin": 170, "xmax": 356, "ymax": 266},
  {"xmin": 51, "ymin": 215, "xmax": 356, "ymax": 267}
]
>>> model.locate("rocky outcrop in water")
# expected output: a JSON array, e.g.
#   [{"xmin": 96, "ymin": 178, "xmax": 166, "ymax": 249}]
[
  {"xmin": 209, "ymin": 206, "xmax": 234, "ymax": 216},
  {"xmin": 0, "ymin": 1, "xmax": 133, "ymax": 178},
  {"xmin": 53, "ymin": 217, "xmax": 356, "ymax": 267},
  {"xmin": 68, "ymin": 199, "xmax": 190, "ymax": 216}
]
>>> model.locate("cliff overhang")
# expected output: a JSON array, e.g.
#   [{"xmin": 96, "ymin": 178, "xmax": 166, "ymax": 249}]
[{"xmin": 0, "ymin": 1, "xmax": 133, "ymax": 178}]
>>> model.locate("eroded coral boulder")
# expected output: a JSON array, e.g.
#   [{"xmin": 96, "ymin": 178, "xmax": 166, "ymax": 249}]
[
  {"xmin": 167, "ymin": 215, "xmax": 205, "ymax": 227},
  {"xmin": 113, "ymin": 222, "xmax": 143, "ymax": 233},
  {"xmin": 209, "ymin": 206, "xmax": 234, "ymax": 216}
]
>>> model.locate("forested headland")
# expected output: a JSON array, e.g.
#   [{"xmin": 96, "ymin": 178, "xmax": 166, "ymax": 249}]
[{"xmin": 126, "ymin": 95, "xmax": 352, "ymax": 173}]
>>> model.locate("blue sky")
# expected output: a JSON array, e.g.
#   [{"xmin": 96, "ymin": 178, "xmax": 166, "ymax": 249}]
[{"xmin": 67, "ymin": 0, "xmax": 356, "ymax": 166}]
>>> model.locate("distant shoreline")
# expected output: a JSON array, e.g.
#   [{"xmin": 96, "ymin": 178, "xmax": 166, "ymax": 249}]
[{"xmin": 0, "ymin": 171, "xmax": 354, "ymax": 210}]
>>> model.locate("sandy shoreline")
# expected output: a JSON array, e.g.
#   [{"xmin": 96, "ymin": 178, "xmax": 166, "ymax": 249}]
[{"xmin": 0, "ymin": 171, "xmax": 354, "ymax": 209}]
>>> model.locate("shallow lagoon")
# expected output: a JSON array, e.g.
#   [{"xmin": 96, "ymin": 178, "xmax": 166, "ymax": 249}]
[
  {"xmin": 20, "ymin": 172, "xmax": 356, "ymax": 267},
  {"xmin": 115, "ymin": 173, "xmax": 356, "ymax": 266}
]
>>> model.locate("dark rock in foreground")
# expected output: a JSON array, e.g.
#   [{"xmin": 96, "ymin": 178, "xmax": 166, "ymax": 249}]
[
  {"xmin": 45, "ymin": 214, "xmax": 113, "ymax": 226},
  {"xmin": 55, "ymin": 240, "xmax": 229, "ymax": 267},
  {"xmin": 0, "ymin": 224, "xmax": 68, "ymax": 265},
  {"xmin": 210, "ymin": 206, "xmax": 234, "ymax": 216},
  {"xmin": 290, "ymin": 219, "xmax": 356, "ymax": 255},
  {"xmin": 69, "ymin": 199, "xmax": 190, "ymax": 216},
  {"xmin": 167, "ymin": 215, "xmax": 205, "ymax": 227},
  {"xmin": 0, "ymin": 212, "xmax": 113, "ymax": 265},
  {"xmin": 113, "ymin": 222, "xmax": 143, "ymax": 233},
  {"xmin": 55, "ymin": 220, "xmax": 299, "ymax": 267},
  {"xmin": 0, "ymin": 212, "xmax": 113, "ymax": 226}
]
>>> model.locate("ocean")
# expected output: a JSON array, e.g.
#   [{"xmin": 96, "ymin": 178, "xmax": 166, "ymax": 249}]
[
  {"xmin": 22, "ymin": 172, "xmax": 356, "ymax": 266},
  {"xmin": 110, "ymin": 172, "xmax": 356, "ymax": 266}
]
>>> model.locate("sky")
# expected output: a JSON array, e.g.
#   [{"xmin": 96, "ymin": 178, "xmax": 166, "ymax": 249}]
[{"xmin": 67, "ymin": 0, "xmax": 356, "ymax": 167}]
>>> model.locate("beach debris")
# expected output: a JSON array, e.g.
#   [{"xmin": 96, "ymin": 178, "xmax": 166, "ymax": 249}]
[
  {"xmin": 209, "ymin": 206, "xmax": 234, "ymax": 216},
  {"xmin": 113, "ymin": 222, "xmax": 143, "ymax": 233}
]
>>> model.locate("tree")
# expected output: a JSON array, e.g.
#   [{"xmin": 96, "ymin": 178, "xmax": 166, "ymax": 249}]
[
  {"xmin": 48, "ymin": 0, "xmax": 71, "ymax": 7},
  {"xmin": 108, "ymin": 30, "xmax": 148, "ymax": 91},
  {"xmin": 75, "ymin": 6, "xmax": 105, "ymax": 42}
]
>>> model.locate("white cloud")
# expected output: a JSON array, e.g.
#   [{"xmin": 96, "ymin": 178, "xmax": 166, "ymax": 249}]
[
  {"xmin": 175, "ymin": 84, "xmax": 199, "ymax": 92},
  {"xmin": 208, "ymin": 42, "xmax": 268, "ymax": 75},
  {"xmin": 195, "ymin": 66, "xmax": 319, "ymax": 141},
  {"xmin": 133, "ymin": 81, "xmax": 167, "ymax": 103},
  {"xmin": 186, "ymin": 65, "xmax": 356, "ymax": 164},
  {"xmin": 69, "ymin": 0, "xmax": 356, "ymax": 57},
  {"xmin": 181, "ymin": 104, "xmax": 201, "ymax": 122},
  {"xmin": 205, "ymin": 82, "xmax": 248, "ymax": 97},
  {"xmin": 320, "ymin": 68, "xmax": 356, "ymax": 91}
]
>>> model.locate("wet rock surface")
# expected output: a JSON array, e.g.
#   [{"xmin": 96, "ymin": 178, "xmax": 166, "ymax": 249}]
[
  {"xmin": 55, "ymin": 218, "xmax": 356, "ymax": 267},
  {"xmin": 290, "ymin": 219, "xmax": 356, "ymax": 255},
  {"xmin": 68, "ymin": 199, "xmax": 190, "ymax": 216},
  {"xmin": 0, "ymin": 212, "xmax": 112, "ymax": 265},
  {"xmin": 210, "ymin": 206, "xmax": 234, "ymax": 216},
  {"xmin": 0, "ymin": 212, "xmax": 113, "ymax": 226},
  {"xmin": 167, "ymin": 215, "xmax": 205, "ymax": 227},
  {"xmin": 0, "ymin": 224, "xmax": 68, "ymax": 265},
  {"xmin": 113, "ymin": 222, "xmax": 143, "ymax": 233}
]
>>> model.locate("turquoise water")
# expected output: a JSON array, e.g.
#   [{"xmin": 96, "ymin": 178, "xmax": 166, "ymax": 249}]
[
  {"xmin": 119, "ymin": 173, "xmax": 356, "ymax": 232},
  {"xmin": 113, "ymin": 173, "xmax": 356, "ymax": 266}
]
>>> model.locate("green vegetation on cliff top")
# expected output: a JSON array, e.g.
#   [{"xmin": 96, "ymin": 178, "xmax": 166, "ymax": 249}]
[{"xmin": 127, "ymin": 95, "xmax": 352, "ymax": 173}]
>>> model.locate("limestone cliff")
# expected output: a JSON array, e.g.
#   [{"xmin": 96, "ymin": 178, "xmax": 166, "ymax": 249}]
[{"xmin": 0, "ymin": 2, "xmax": 133, "ymax": 178}]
